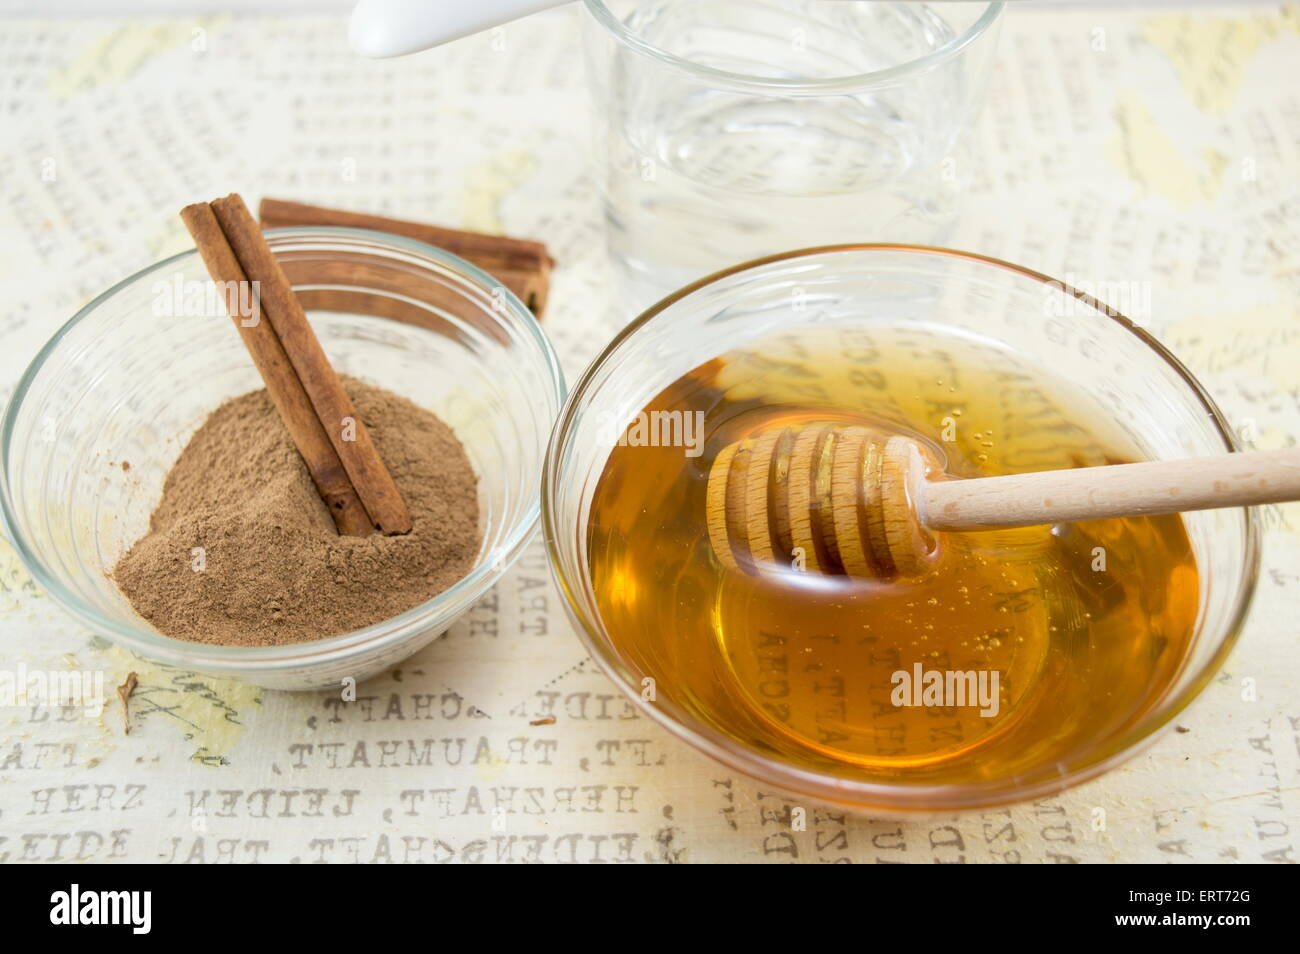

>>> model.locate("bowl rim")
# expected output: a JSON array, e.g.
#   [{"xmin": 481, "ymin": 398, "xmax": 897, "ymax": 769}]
[
  {"xmin": 0, "ymin": 226, "xmax": 567, "ymax": 673},
  {"xmin": 542, "ymin": 242, "xmax": 1261, "ymax": 811},
  {"xmin": 582, "ymin": 0, "xmax": 1005, "ymax": 94}
]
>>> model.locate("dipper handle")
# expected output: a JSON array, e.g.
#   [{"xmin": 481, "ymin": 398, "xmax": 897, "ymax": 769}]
[
  {"xmin": 920, "ymin": 445, "xmax": 1300, "ymax": 531},
  {"xmin": 707, "ymin": 423, "xmax": 1298, "ymax": 580}
]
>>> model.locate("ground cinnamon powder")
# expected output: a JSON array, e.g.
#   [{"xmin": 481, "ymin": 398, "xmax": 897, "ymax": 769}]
[{"xmin": 113, "ymin": 377, "xmax": 480, "ymax": 646}]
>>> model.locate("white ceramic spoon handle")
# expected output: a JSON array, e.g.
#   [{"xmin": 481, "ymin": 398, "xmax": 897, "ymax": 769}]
[
  {"xmin": 349, "ymin": 0, "xmax": 1027, "ymax": 58},
  {"xmin": 350, "ymin": 0, "xmax": 568, "ymax": 58}
]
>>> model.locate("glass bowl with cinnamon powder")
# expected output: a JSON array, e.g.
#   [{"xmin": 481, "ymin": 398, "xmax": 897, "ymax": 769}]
[{"xmin": 1, "ymin": 228, "xmax": 564, "ymax": 690}]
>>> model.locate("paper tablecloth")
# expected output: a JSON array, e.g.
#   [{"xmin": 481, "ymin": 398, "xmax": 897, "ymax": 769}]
[{"xmin": 1, "ymin": 3, "xmax": 1297, "ymax": 863}]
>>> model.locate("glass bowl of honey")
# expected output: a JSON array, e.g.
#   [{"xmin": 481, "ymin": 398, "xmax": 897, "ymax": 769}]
[{"xmin": 543, "ymin": 245, "xmax": 1259, "ymax": 812}]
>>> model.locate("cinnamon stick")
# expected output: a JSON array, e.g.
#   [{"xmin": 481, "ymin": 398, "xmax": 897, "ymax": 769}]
[
  {"xmin": 277, "ymin": 259, "xmax": 511, "ymax": 346},
  {"xmin": 181, "ymin": 194, "xmax": 412, "ymax": 536},
  {"xmin": 180, "ymin": 202, "xmax": 373, "ymax": 536},
  {"xmin": 210, "ymin": 194, "xmax": 412, "ymax": 536},
  {"xmin": 258, "ymin": 197, "xmax": 553, "ymax": 317}
]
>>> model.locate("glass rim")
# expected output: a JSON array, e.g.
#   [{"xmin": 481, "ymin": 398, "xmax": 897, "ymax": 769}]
[
  {"xmin": 582, "ymin": 0, "xmax": 1006, "ymax": 93},
  {"xmin": 542, "ymin": 243, "xmax": 1261, "ymax": 811},
  {"xmin": 0, "ymin": 226, "xmax": 567, "ymax": 673}
]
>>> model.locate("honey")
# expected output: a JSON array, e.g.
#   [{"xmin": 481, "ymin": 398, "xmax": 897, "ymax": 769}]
[{"xmin": 587, "ymin": 325, "xmax": 1200, "ymax": 787}]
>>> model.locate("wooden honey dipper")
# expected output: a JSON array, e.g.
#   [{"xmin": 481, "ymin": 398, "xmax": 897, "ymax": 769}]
[{"xmin": 706, "ymin": 423, "xmax": 1300, "ymax": 579}]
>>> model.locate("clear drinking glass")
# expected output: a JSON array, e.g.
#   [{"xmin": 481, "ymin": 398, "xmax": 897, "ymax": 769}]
[
  {"xmin": 1, "ymin": 228, "xmax": 564, "ymax": 690},
  {"xmin": 542, "ymin": 246, "xmax": 1259, "ymax": 812},
  {"xmin": 583, "ymin": 0, "xmax": 1005, "ymax": 307}
]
